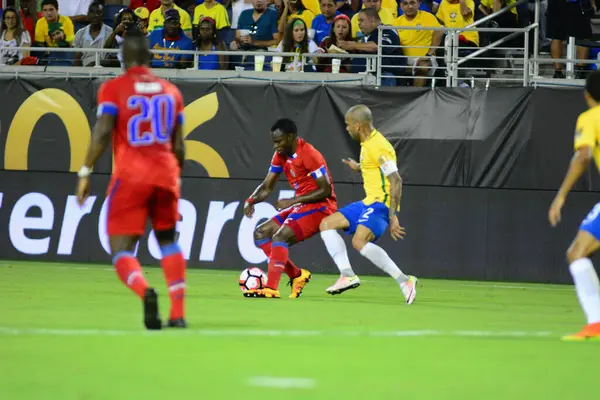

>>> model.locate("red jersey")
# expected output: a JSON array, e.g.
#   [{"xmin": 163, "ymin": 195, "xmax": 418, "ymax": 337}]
[
  {"xmin": 128, "ymin": 0, "xmax": 161, "ymax": 12},
  {"xmin": 20, "ymin": 11, "xmax": 44, "ymax": 45},
  {"xmin": 269, "ymin": 138, "xmax": 337, "ymax": 209},
  {"xmin": 97, "ymin": 66, "xmax": 184, "ymax": 193}
]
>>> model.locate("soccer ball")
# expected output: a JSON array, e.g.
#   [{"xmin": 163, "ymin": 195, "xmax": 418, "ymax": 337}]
[{"xmin": 239, "ymin": 267, "xmax": 267, "ymax": 293}]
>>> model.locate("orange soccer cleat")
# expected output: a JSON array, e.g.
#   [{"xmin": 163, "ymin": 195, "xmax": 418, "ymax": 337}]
[
  {"xmin": 562, "ymin": 322, "xmax": 600, "ymax": 341},
  {"xmin": 289, "ymin": 269, "xmax": 312, "ymax": 299},
  {"xmin": 243, "ymin": 288, "xmax": 281, "ymax": 298}
]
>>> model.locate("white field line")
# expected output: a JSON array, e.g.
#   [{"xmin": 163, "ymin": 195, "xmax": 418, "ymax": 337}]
[
  {"xmin": 248, "ymin": 376, "xmax": 316, "ymax": 389},
  {"xmin": 0, "ymin": 326, "xmax": 558, "ymax": 338}
]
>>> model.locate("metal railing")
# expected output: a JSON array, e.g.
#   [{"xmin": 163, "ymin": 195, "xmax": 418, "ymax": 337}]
[{"xmin": 2, "ymin": 1, "xmax": 599, "ymax": 87}]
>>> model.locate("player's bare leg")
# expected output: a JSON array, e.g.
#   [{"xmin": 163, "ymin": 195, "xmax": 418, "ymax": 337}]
[
  {"xmin": 563, "ymin": 230, "xmax": 600, "ymax": 341},
  {"xmin": 352, "ymin": 225, "xmax": 417, "ymax": 304},
  {"xmin": 156, "ymin": 228, "xmax": 187, "ymax": 328},
  {"xmin": 254, "ymin": 219, "xmax": 305, "ymax": 284},
  {"xmin": 110, "ymin": 235, "xmax": 162, "ymax": 330},
  {"xmin": 320, "ymin": 213, "xmax": 361, "ymax": 295}
]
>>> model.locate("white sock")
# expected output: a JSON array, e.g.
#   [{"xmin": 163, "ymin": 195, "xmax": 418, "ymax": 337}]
[
  {"xmin": 359, "ymin": 242, "xmax": 409, "ymax": 284},
  {"xmin": 320, "ymin": 230, "xmax": 356, "ymax": 277},
  {"xmin": 569, "ymin": 258, "xmax": 600, "ymax": 324}
]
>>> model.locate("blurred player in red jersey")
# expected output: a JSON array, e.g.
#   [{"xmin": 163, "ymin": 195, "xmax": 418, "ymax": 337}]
[
  {"xmin": 76, "ymin": 29, "xmax": 187, "ymax": 330},
  {"xmin": 243, "ymin": 118, "xmax": 337, "ymax": 298}
]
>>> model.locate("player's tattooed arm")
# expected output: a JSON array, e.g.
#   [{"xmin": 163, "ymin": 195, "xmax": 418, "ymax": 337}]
[
  {"xmin": 244, "ymin": 172, "xmax": 279, "ymax": 218},
  {"xmin": 388, "ymin": 172, "xmax": 403, "ymax": 218},
  {"xmin": 549, "ymin": 146, "xmax": 593, "ymax": 227}
]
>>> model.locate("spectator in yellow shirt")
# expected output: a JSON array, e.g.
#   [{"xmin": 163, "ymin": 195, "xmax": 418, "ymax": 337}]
[
  {"xmin": 361, "ymin": 0, "xmax": 399, "ymax": 18},
  {"xmin": 478, "ymin": 0, "xmax": 518, "ymax": 45},
  {"xmin": 35, "ymin": 0, "xmax": 74, "ymax": 47},
  {"xmin": 148, "ymin": 0, "xmax": 192, "ymax": 37},
  {"xmin": 393, "ymin": 0, "xmax": 442, "ymax": 86},
  {"xmin": 277, "ymin": 0, "xmax": 315, "ymax": 36},
  {"xmin": 351, "ymin": 0, "xmax": 393, "ymax": 40},
  {"xmin": 436, "ymin": 0, "xmax": 478, "ymax": 46},
  {"xmin": 133, "ymin": 6, "xmax": 150, "ymax": 34},
  {"xmin": 193, "ymin": 0, "xmax": 231, "ymax": 32}
]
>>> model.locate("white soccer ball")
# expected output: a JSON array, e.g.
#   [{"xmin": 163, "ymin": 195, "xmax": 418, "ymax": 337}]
[{"xmin": 239, "ymin": 267, "xmax": 268, "ymax": 293}]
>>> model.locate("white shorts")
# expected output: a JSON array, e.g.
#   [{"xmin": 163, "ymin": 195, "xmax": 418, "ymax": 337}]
[{"xmin": 406, "ymin": 56, "xmax": 438, "ymax": 77}]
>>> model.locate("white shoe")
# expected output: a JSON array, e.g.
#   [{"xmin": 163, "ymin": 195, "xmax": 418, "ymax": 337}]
[
  {"xmin": 326, "ymin": 275, "xmax": 360, "ymax": 295},
  {"xmin": 400, "ymin": 275, "xmax": 418, "ymax": 304}
]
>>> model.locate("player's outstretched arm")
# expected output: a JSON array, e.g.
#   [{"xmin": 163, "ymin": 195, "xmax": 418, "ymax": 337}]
[
  {"xmin": 342, "ymin": 158, "xmax": 361, "ymax": 172},
  {"xmin": 171, "ymin": 120, "xmax": 185, "ymax": 170},
  {"xmin": 549, "ymin": 147, "xmax": 593, "ymax": 227},
  {"xmin": 244, "ymin": 172, "xmax": 279, "ymax": 218},
  {"xmin": 276, "ymin": 176, "xmax": 332, "ymax": 211},
  {"xmin": 76, "ymin": 114, "xmax": 115, "ymax": 206}
]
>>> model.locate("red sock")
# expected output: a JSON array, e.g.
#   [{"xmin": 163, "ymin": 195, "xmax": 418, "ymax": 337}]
[
  {"xmin": 113, "ymin": 252, "xmax": 148, "ymax": 299},
  {"xmin": 256, "ymin": 238, "xmax": 301, "ymax": 280},
  {"xmin": 160, "ymin": 244, "xmax": 186, "ymax": 320},
  {"xmin": 267, "ymin": 242, "xmax": 289, "ymax": 290}
]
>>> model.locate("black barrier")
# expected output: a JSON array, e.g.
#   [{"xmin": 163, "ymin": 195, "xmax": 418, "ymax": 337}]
[
  {"xmin": 0, "ymin": 78, "xmax": 594, "ymax": 191},
  {"xmin": 0, "ymin": 170, "xmax": 598, "ymax": 284}
]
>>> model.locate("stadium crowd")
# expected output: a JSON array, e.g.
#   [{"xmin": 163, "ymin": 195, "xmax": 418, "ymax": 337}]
[{"xmin": 0, "ymin": 0, "xmax": 595, "ymax": 83}]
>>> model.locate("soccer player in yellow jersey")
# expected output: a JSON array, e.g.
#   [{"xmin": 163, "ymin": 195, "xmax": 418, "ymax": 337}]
[
  {"xmin": 549, "ymin": 72, "xmax": 600, "ymax": 341},
  {"xmin": 319, "ymin": 105, "xmax": 418, "ymax": 304}
]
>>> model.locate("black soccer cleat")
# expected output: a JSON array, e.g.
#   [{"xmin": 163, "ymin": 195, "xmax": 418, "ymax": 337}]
[
  {"xmin": 143, "ymin": 288, "xmax": 162, "ymax": 330},
  {"xmin": 166, "ymin": 318, "xmax": 187, "ymax": 328}
]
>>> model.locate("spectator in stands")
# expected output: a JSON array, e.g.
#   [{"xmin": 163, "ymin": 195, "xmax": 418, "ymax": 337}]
[
  {"xmin": 193, "ymin": 0, "xmax": 230, "ymax": 36},
  {"xmin": 232, "ymin": 0, "xmax": 280, "ymax": 50},
  {"xmin": 129, "ymin": 0, "xmax": 161, "ymax": 13},
  {"xmin": 546, "ymin": 0, "xmax": 593, "ymax": 79},
  {"xmin": 149, "ymin": 8, "xmax": 194, "ymax": 68},
  {"xmin": 478, "ymin": 0, "xmax": 518, "ymax": 45},
  {"xmin": 351, "ymin": 0, "xmax": 393, "ymax": 40},
  {"xmin": 231, "ymin": 0, "xmax": 254, "ymax": 32},
  {"xmin": 341, "ymin": 8, "xmax": 401, "ymax": 85},
  {"xmin": 134, "ymin": 6, "xmax": 150, "ymax": 34},
  {"xmin": 35, "ymin": 0, "xmax": 74, "ymax": 47},
  {"xmin": 276, "ymin": 17, "xmax": 321, "ymax": 71},
  {"xmin": 0, "ymin": 6, "xmax": 31, "ymax": 65},
  {"xmin": 318, "ymin": 13, "xmax": 352, "ymax": 72},
  {"xmin": 74, "ymin": 2, "xmax": 112, "ymax": 66},
  {"xmin": 397, "ymin": 0, "xmax": 432, "ymax": 15},
  {"xmin": 103, "ymin": 8, "xmax": 137, "ymax": 67},
  {"xmin": 436, "ymin": 0, "xmax": 479, "ymax": 48},
  {"xmin": 57, "ymin": 0, "xmax": 93, "ymax": 26},
  {"xmin": 277, "ymin": 0, "xmax": 315, "ymax": 36},
  {"xmin": 196, "ymin": 16, "xmax": 227, "ymax": 69},
  {"xmin": 19, "ymin": 0, "xmax": 41, "ymax": 43},
  {"xmin": 393, "ymin": 0, "xmax": 441, "ymax": 86},
  {"xmin": 311, "ymin": 0, "xmax": 339, "ymax": 46},
  {"xmin": 359, "ymin": 0, "xmax": 398, "ymax": 17},
  {"xmin": 148, "ymin": 0, "xmax": 193, "ymax": 37},
  {"xmin": 300, "ymin": 0, "xmax": 322, "ymax": 15}
]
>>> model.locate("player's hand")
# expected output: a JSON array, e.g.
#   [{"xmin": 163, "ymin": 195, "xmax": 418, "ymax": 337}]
[
  {"xmin": 243, "ymin": 201, "xmax": 255, "ymax": 218},
  {"xmin": 342, "ymin": 158, "xmax": 361, "ymax": 172},
  {"xmin": 276, "ymin": 198, "xmax": 296, "ymax": 211},
  {"xmin": 549, "ymin": 194, "xmax": 566, "ymax": 227},
  {"xmin": 389, "ymin": 215, "xmax": 406, "ymax": 241},
  {"xmin": 76, "ymin": 177, "xmax": 91, "ymax": 207}
]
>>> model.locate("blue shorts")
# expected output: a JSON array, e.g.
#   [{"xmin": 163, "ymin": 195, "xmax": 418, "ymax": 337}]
[
  {"xmin": 581, "ymin": 202, "xmax": 600, "ymax": 240},
  {"xmin": 338, "ymin": 201, "xmax": 390, "ymax": 240}
]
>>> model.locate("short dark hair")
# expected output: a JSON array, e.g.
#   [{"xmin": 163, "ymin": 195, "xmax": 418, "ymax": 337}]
[
  {"xmin": 41, "ymin": 0, "xmax": 59, "ymax": 9},
  {"xmin": 360, "ymin": 8, "xmax": 381, "ymax": 21},
  {"xmin": 271, "ymin": 118, "xmax": 298, "ymax": 136},
  {"xmin": 89, "ymin": 1, "xmax": 103, "ymax": 12},
  {"xmin": 586, "ymin": 71, "xmax": 600, "ymax": 102}
]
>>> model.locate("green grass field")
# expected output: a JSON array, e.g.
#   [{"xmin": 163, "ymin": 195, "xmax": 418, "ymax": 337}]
[{"xmin": 0, "ymin": 261, "xmax": 597, "ymax": 399}]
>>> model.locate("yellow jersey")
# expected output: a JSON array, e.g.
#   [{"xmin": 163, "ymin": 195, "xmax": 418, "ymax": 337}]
[
  {"xmin": 393, "ymin": 10, "xmax": 441, "ymax": 57},
  {"xmin": 287, "ymin": 9, "xmax": 316, "ymax": 31},
  {"xmin": 148, "ymin": 5, "xmax": 193, "ymax": 36},
  {"xmin": 193, "ymin": 3, "xmax": 230, "ymax": 30},
  {"xmin": 575, "ymin": 106, "xmax": 600, "ymax": 171},
  {"xmin": 34, "ymin": 15, "xmax": 75, "ymax": 47},
  {"xmin": 362, "ymin": 0, "xmax": 399, "ymax": 18},
  {"xmin": 436, "ymin": 0, "xmax": 479, "ymax": 46},
  {"xmin": 302, "ymin": 0, "xmax": 322, "ymax": 16},
  {"xmin": 479, "ymin": 0, "xmax": 518, "ymax": 16},
  {"xmin": 360, "ymin": 129, "xmax": 397, "ymax": 208},
  {"xmin": 351, "ymin": 8, "xmax": 395, "ymax": 40}
]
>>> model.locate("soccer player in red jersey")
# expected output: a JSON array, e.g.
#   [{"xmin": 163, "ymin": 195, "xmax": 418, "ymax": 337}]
[
  {"xmin": 76, "ymin": 29, "xmax": 187, "ymax": 330},
  {"xmin": 243, "ymin": 118, "xmax": 337, "ymax": 298}
]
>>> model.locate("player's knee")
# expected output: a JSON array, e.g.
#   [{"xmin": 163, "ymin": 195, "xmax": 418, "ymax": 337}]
[
  {"xmin": 567, "ymin": 245, "xmax": 587, "ymax": 264},
  {"xmin": 254, "ymin": 224, "xmax": 271, "ymax": 241},
  {"xmin": 155, "ymin": 228, "xmax": 176, "ymax": 246},
  {"xmin": 351, "ymin": 235, "xmax": 368, "ymax": 252},
  {"xmin": 272, "ymin": 230, "xmax": 293, "ymax": 245}
]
